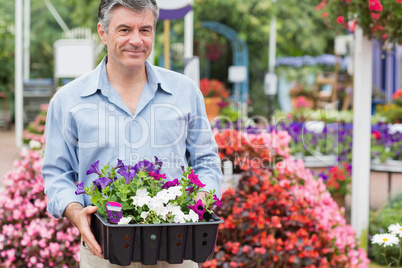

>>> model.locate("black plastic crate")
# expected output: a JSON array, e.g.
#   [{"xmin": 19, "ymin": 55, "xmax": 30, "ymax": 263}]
[{"xmin": 91, "ymin": 212, "xmax": 223, "ymax": 265}]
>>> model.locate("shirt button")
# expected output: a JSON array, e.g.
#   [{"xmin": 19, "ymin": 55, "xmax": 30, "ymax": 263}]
[{"xmin": 132, "ymin": 121, "xmax": 137, "ymax": 126}]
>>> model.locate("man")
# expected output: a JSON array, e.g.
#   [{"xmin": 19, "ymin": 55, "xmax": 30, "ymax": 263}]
[{"xmin": 41, "ymin": 0, "xmax": 222, "ymax": 267}]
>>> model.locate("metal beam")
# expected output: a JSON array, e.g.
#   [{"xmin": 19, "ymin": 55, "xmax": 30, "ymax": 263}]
[
  {"xmin": 15, "ymin": 0, "xmax": 24, "ymax": 147},
  {"xmin": 351, "ymin": 25, "xmax": 372, "ymax": 248},
  {"xmin": 43, "ymin": 0, "xmax": 70, "ymax": 34}
]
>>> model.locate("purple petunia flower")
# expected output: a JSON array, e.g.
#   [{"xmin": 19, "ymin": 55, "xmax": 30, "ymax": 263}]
[
  {"xmin": 154, "ymin": 156, "xmax": 163, "ymax": 169},
  {"xmin": 134, "ymin": 160, "xmax": 156, "ymax": 173},
  {"xmin": 75, "ymin": 182, "xmax": 86, "ymax": 195},
  {"xmin": 188, "ymin": 171, "xmax": 206, "ymax": 188},
  {"xmin": 93, "ymin": 177, "xmax": 113, "ymax": 191},
  {"xmin": 162, "ymin": 178, "xmax": 179, "ymax": 189},
  {"xmin": 113, "ymin": 159, "xmax": 124, "ymax": 170},
  {"xmin": 188, "ymin": 199, "xmax": 206, "ymax": 221},
  {"xmin": 86, "ymin": 160, "xmax": 101, "ymax": 175},
  {"xmin": 213, "ymin": 195, "xmax": 222, "ymax": 208},
  {"xmin": 318, "ymin": 172, "xmax": 328, "ymax": 181},
  {"xmin": 118, "ymin": 166, "xmax": 136, "ymax": 184}
]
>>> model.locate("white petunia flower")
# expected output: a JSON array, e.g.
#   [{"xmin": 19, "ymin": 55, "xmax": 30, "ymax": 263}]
[
  {"xmin": 174, "ymin": 213, "xmax": 186, "ymax": 223},
  {"xmin": 140, "ymin": 211, "xmax": 149, "ymax": 220},
  {"xmin": 148, "ymin": 198, "xmax": 169, "ymax": 219},
  {"xmin": 168, "ymin": 186, "xmax": 183, "ymax": 197},
  {"xmin": 131, "ymin": 188, "xmax": 152, "ymax": 207},
  {"xmin": 117, "ymin": 217, "xmax": 131, "ymax": 225},
  {"xmin": 371, "ymin": 233, "xmax": 399, "ymax": 247},
  {"xmin": 166, "ymin": 203, "xmax": 182, "ymax": 215},
  {"xmin": 185, "ymin": 209, "xmax": 199, "ymax": 222},
  {"xmin": 388, "ymin": 223, "xmax": 402, "ymax": 237},
  {"xmin": 156, "ymin": 189, "xmax": 174, "ymax": 204},
  {"xmin": 136, "ymin": 188, "xmax": 149, "ymax": 197}
]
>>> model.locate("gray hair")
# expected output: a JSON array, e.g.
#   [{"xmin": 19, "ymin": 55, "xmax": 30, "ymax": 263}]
[{"xmin": 98, "ymin": 0, "xmax": 159, "ymax": 33}]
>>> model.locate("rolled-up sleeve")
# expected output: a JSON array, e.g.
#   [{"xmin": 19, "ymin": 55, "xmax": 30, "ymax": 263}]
[
  {"xmin": 186, "ymin": 90, "xmax": 222, "ymax": 199},
  {"xmin": 42, "ymin": 99, "xmax": 84, "ymax": 218}
]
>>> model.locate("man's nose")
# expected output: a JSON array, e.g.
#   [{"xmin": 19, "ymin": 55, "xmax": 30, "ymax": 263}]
[{"xmin": 129, "ymin": 31, "xmax": 143, "ymax": 46}]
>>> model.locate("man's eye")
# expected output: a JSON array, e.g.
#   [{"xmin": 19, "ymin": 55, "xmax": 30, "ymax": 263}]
[{"xmin": 120, "ymin": 29, "xmax": 129, "ymax": 33}]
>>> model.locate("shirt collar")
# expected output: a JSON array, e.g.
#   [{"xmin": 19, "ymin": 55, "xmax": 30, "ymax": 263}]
[{"xmin": 80, "ymin": 55, "xmax": 172, "ymax": 97}]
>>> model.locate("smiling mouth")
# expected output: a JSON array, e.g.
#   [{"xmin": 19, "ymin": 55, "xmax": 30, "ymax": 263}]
[{"xmin": 125, "ymin": 50, "xmax": 142, "ymax": 54}]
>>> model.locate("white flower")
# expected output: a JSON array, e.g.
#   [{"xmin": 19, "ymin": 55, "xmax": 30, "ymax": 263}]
[
  {"xmin": 140, "ymin": 211, "xmax": 149, "ymax": 220},
  {"xmin": 389, "ymin": 223, "xmax": 402, "ymax": 237},
  {"xmin": 168, "ymin": 186, "xmax": 183, "ymax": 197},
  {"xmin": 371, "ymin": 233, "xmax": 399, "ymax": 247},
  {"xmin": 148, "ymin": 198, "xmax": 169, "ymax": 219},
  {"xmin": 174, "ymin": 214, "xmax": 186, "ymax": 223},
  {"xmin": 117, "ymin": 217, "xmax": 131, "ymax": 225},
  {"xmin": 156, "ymin": 189, "xmax": 174, "ymax": 204},
  {"xmin": 29, "ymin": 140, "xmax": 42, "ymax": 150},
  {"xmin": 166, "ymin": 203, "xmax": 182, "ymax": 215},
  {"xmin": 132, "ymin": 188, "xmax": 152, "ymax": 207},
  {"xmin": 185, "ymin": 209, "xmax": 199, "ymax": 222}
]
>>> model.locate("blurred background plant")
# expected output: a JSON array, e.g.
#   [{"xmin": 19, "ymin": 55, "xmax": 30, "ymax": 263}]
[
  {"xmin": 369, "ymin": 194, "xmax": 402, "ymax": 266},
  {"xmin": 315, "ymin": 162, "xmax": 352, "ymax": 197},
  {"xmin": 392, "ymin": 89, "xmax": 402, "ymax": 106},
  {"xmin": 317, "ymin": 0, "xmax": 402, "ymax": 44},
  {"xmin": 199, "ymin": 78, "xmax": 230, "ymax": 99}
]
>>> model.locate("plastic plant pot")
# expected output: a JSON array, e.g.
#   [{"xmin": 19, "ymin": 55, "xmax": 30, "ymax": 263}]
[{"xmin": 91, "ymin": 212, "xmax": 224, "ymax": 265}]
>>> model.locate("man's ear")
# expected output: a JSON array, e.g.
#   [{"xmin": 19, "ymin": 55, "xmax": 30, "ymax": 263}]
[{"xmin": 98, "ymin": 23, "xmax": 107, "ymax": 45}]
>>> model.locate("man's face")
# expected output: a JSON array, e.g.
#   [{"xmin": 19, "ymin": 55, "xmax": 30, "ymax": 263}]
[{"xmin": 98, "ymin": 6, "xmax": 155, "ymax": 71}]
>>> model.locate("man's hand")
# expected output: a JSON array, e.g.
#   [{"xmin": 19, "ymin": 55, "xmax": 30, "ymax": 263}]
[
  {"xmin": 195, "ymin": 191, "xmax": 208, "ymax": 206},
  {"xmin": 64, "ymin": 203, "xmax": 103, "ymax": 258}
]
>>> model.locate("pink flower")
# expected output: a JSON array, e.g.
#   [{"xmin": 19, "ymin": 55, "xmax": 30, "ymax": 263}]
[
  {"xmin": 188, "ymin": 199, "xmax": 206, "ymax": 221},
  {"xmin": 336, "ymin": 16, "xmax": 344, "ymax": 24}
]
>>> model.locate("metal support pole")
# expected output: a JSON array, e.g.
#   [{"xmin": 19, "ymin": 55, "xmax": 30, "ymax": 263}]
[
  {"xmin": 351, "ymin": 25, "xmax": 372, "ymax": 249},
  {"xmin": 268, "ymin": 13, "xmax": 276, "ymax": 72},
  {"xmin": 15, "ymin": 0, "xmax": 24, "ymax": 147},
  {"xmin": 184, "ymin": 10, "xmax": 194, "ymax": 59},
  {"xmin": 23, "ymin": 0, "xmax": 30, "ymax": 80}
]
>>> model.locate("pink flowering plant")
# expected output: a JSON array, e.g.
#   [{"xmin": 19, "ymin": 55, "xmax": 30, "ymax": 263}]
[
  {"xmin": 0, "ymin": 149, "xmax": 80, "ymax": 267},
  {"xmin": 0, "ymin": 105, "xmax": 81, "ymax": 267},
  {"xmin": 76, "ymin": 157, "xmax": 221, "ymax": 225}
]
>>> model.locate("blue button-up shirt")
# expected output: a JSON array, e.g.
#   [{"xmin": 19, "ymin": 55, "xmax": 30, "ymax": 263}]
[{"xmin": 42, "ymin": 56, "xmax": 222, "ymax": 218}]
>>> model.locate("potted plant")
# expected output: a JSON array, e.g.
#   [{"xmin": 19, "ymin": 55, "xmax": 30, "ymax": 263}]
[
  {"xmin": 315, "ymin": 162, "xmax": 352, "ymax": 208},
  {"xmin": 75, "ymin": 157, "xmax": 223, "ymax": 266},
  {"xmin": 289, "ymin": 84, "xmax": 316, "ymax": 109},
  {"xmin": 199, "ymin": 78, "xmax": 230, "ymax": 121}
]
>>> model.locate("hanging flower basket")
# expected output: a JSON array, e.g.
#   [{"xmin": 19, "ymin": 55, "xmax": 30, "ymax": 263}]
[{"xmin": 91, "ymin": 211, "xmax": 223, "ymax": 265}]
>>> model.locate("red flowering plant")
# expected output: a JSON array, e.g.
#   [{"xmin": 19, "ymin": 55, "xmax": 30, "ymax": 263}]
[
  {"xmin": 204, "ymin": 130, "xmax": 369, "ymax": 267},
  {"xmin": 393, "ymin": 89, "xmax": 402, "ymax": 106},
  {"xmin": 213, "ymin": 129, "xmax": 292, "ymax": 173},
  {"xmin": 199, "ymin": 78, "xmax": 230, "ymax": 99},
  {"xmin": 317, "ymin": 0, "xmax": 402, "ymax": 44},
  {"xmin": 315, "ymin": 162, "xmax": 352, "ymax": 196}
]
